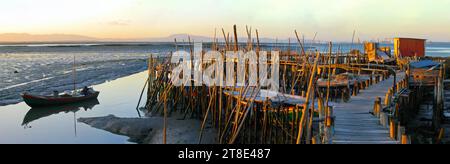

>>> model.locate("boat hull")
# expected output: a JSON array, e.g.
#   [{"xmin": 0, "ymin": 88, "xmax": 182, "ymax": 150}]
[{"xmin": 21, "ymin": 92, "xmax": 100, "ymax": 108}]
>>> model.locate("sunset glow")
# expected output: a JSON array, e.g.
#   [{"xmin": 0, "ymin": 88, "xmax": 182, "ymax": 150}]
[{"xmin": 1, "ymin": 0, "xmax": 449, "ymax": 41}]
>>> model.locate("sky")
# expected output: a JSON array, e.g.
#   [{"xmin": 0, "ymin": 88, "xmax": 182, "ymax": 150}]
[{"xmin": 0, "ymin": 0, "xmax": 449, "ymax": 41}]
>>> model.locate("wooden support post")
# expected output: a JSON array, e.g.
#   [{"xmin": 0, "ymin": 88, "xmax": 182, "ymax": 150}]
[
  {"xmin": 341, "ymin": 87, "xmax": 347, "ymax": 101},
  {"xmin": 437, "ymin": 128, "xmax": 445, "ymax": 144},
  {"xmin": 163, "ymin": 92, "xmax": 168, "ymax": 144},
  {"xmin": 433, "ymin": 63, "xmax": 444, "ymax": 129},
  {"xmin": 373, "ymin": 97, "xmax": 382, "ymax": 117},
  {"xmin": 380, "ymin": 111, "xmax": 388, "ymax": 128},
  {"xmin": 400, "ymin": 126, "xmax": 408, "ymax": 144},
  {"xmin": 326, "ymin": 106, "xmax": 333, "ymax": 127},
  {"xmin": 312, "ymin": 135, "xmax": 317, "ymax": 144},
  {"xmin": 147, "ymin": 55, "xmax": 153, "ymax": 105},
  {"xmin": 355, "ymin": 82, "xmax": 360, "ymax": 94},
  {"xmin": 369, "ymin": 74, "xmax": 373, "ymax": 85},
  {"xmin": 318, "ymin": 96, "xmax": 324, "ymax": 141},
  {"xmin": 352, "ymin": 83, "xmax": 358, "ymax": 96},
  {"xmin": 389, "ymin": 119, "xmax": 396, "ymax": 139},
  {"xmin": 372, "ymin": 98, "xmax": 378, "ymax": 116},
  {"xmin": 323, "ymin": 106, "xmax": 333, "ymax": 144},
  {"xmin": 397, "ymin": 123, "xmax": 402, "ymax": 142},
  {"xmin": 385, "ymin": 89, "xmax": 391, "ymax": 107}
]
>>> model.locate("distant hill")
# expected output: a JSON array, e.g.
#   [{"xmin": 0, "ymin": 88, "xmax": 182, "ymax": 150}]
[
  {"xmin": 0, "ymin": 33, "xmax": 97, "ymax": 43},
  {"xmin": 0, "ymin": 33, "xmax": 302, "ymax": 43},
  {"xmin": 0, "ymin": 33, "xmax": 215, "ymax": 43}
]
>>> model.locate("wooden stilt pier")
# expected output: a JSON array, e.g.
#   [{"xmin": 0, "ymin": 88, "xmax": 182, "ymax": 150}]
[
  {"xmin": 138, "ymin": 25, "xmax": 445, "ymax": 144},
  {"xmin": 333, "ymin": 72, "xmax": 405, "ymax": 144}
]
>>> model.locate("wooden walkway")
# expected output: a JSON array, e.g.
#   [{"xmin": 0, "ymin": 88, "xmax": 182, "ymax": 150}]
[{"xmin": 333, "ymin": 72, "xmax": 405, "ymax": 144}]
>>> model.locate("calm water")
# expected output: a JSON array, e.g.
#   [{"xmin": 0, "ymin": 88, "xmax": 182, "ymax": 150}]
[
  {"xmin": 0, "ymin": 71, "xmax": 148, "ymax": 144},
  {"xmin": 0, "ymin": 43, "xmax": 176, "ymax": 105}
]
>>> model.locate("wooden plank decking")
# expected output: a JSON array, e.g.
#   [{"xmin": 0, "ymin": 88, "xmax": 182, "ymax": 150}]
[{"xmin": 333, "ymin": 72, "xmax": 405, "ymax": 144}]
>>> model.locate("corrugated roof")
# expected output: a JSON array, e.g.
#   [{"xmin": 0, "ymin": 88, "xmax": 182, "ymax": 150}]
[{"xmin": 410, "ymin": 60, "xmax": 440, "ymax": 68}]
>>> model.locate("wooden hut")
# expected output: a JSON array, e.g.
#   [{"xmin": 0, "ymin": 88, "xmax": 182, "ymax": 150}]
[{"xmin": 394, "ymin": 38, "xmax": 426, "ymax": 58}]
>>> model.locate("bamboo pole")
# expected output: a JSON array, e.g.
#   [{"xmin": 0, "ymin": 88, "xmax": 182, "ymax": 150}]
[
  {"xmin": 306, "ymin": 89, "xmax": 315, "ymax": 144},
  {"xmin": 199, "ymin": 83, "xmax": 217, "ymax": 143},
  {"xmin": 296, "ymin": 51, "xmax": 320, "ymax": 144},
  {"xmin": 222, "ymin": 28, "xmax": 229, "ymax": 50},
  {"xmin": 233, "ymin": 25, "xmax": 239, "ymax": 51},
  {"xmin": 326, "ymin": 42, "xmax": 332, "ymax": 106},
  {"xmin": 162, "ymin": 85, "xmax": 173, "ymax": 144},
  {"xmin": 294, "ymin": 30, "xmax": 306, "ymax": 62},
  {"xmin": 227, "ymin": 33, "xmax": 230, "ymax": 51},
  {"xmin": 229, "ymin": 87, "xmax": 260, "ymax": 144},
  {"xmin": 246, "ymin": 26, "xmax": 252, "ymax": 51},
  {"xmin": 256, "ymin": 29, "xmax": 260, "ymax": 52},
  {"xmin": 174, "ymin": 38, "xmax": 178, "ymax": 51},
  {"xmin": 291, "ymin": 31, "xmax": 308, "ymax": 95},
  {"xmin": 73, "ymin": 55, "xmax": 76, "ymax": 92},
  {"xmin": 437, "ymin": 128, "xmax": 445, "ymax": 144}
]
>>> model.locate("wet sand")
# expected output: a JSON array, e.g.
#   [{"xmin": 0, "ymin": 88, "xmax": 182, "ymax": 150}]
[{"xmin": 78, "ymin": 113, "xmax": 217, "ymax": 144}]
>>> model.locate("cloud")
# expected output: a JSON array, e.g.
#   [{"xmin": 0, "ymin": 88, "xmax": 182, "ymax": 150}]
[{"xmin": 107, "ymin": 20, "xmax": 131, "ymax": 26}]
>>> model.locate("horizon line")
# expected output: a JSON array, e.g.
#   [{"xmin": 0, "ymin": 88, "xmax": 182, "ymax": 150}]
[{"xmin": 0, "ymin": 32, "xmax": 443, "ymax": 44}]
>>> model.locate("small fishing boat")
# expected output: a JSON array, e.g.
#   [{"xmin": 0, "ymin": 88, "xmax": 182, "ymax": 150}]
[
  {"xmin": 21, "ymin": 55, "xmax": 100, "ymax": 108},
  {"xmin": 21, "ymin": 88, "xmax": 99, "ymax": 108}
]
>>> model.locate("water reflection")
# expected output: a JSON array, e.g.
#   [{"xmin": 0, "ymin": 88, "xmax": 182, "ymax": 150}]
[{"xmin": 22, "ymin": 99, "xmax": 100, "ymax": 128}]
